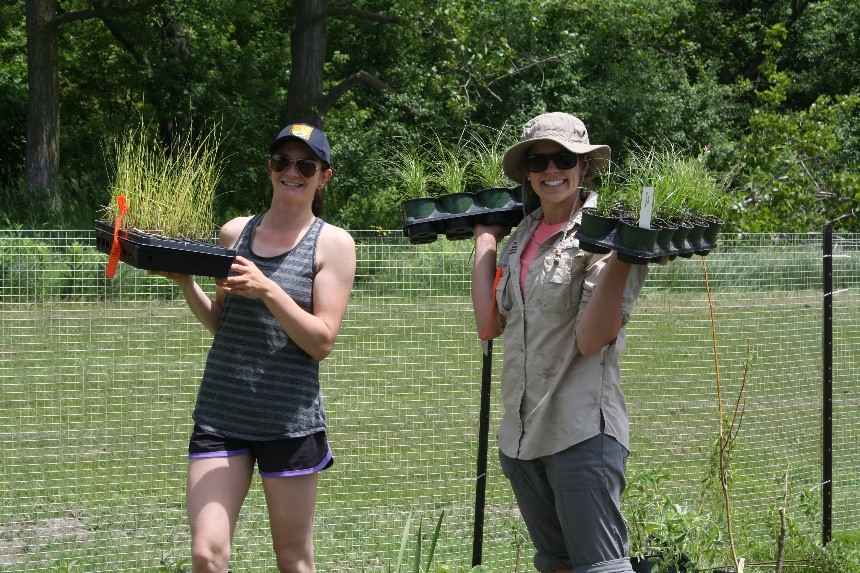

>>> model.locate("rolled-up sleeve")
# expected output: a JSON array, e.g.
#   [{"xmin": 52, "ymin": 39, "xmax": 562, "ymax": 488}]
[{"xmin": 620, "ymin": 263, "xmax": 649, "ymax": 324}]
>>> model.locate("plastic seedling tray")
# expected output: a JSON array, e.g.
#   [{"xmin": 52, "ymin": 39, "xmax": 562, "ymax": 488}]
[
  {"xmin": 95, "ymin": 220, "xmax": 236, "ymax": 278},
  {"xmin": 574, "ymin": 223, "xmax": 718, "ymax": 265},
  {"xmin": 402, "ymin": 189, "xmax": 527, "ymax": 245}
]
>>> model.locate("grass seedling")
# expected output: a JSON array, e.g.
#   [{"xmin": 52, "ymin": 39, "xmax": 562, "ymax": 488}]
[
  {"xmin": 594, "ymin": 167, "xmax": 628, "ymax": 217},
  {"xmin": 466, "ymin": 124, "xmax": 515, "ymax": 190},
  {"xmin": 392, "ymin": 509, "xmax": 445, "ymax": 573},
  {"xmin": 597, "ymin": 144, "xmax": 727, "ymax": 224},
  {"xmin": 102, "ymin": 121, "xmax": 226, "ymax": 242},
  {"xmin": 430, "ymin": 132, "xmax": 471, "ymax": 196},
  {"xmin": 389, "ymin": 140, "xmax": 432, "ymax": 200}
]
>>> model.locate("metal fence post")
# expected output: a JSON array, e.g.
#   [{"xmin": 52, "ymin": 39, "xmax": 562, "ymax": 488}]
[
  {"xmin": 822, "ymin": 222, "xmax": 833, "ymax": 545},
  {"xmin": 472, "ymin": 338, "xmax": 493, "ymax": 567}
]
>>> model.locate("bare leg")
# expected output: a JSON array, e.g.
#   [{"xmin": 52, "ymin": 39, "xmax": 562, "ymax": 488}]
[
  {"xmin": 187, "ymin": 455, "xmax": 254, "ymax": 573},
  {"xmin": 262, "ymin": 473, "xmax": 319, "ymax": 573}
]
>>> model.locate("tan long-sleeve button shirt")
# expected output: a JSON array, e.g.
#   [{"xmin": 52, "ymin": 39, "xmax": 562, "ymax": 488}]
[{"xmin": 495, "ymin": 198, "xmax": 649, "ymax": 460}]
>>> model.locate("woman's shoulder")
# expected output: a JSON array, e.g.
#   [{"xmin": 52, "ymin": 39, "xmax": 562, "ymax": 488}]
[
  {"xmin": 318, "ymin": 221, "xmax": 356, "ymax": 251},
  {"xmin": 218, "ymin": 215, "xmax": 255, "ymax": 248},
  {"xmin": 320, "ymin": 221, "xmax": 355, "ymax": 245}
]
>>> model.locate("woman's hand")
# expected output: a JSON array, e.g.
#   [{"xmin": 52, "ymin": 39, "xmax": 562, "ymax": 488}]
[
  {"xmin": 216, "ymin": 256, "xmax": 272, "ymax": 299},
  {"xmin": 473, "ymin": 223, "xmax": 511, "ymax": 242},
  {"xmin": 149, "ymin": 270, "xmax": 195, "ymax": 287}
]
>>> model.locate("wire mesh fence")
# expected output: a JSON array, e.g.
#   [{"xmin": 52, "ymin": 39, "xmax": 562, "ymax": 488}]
[{"xmin": 0, "ymin": 228, "xmax": 858, "ymax": 572}]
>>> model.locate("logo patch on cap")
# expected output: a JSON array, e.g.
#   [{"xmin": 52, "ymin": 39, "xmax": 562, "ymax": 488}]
[{"xmin": 289, "ymin": 124, "xmax": 314, "ymax": 140}]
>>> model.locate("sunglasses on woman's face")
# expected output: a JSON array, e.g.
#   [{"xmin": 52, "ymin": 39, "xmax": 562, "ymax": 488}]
[
  {"xmin": 269, "ymin": 154, "xmax": 321, "ymax": 178},
  {"xmin": 523, "ymin": 151, "xmax": 578, "ymax": 172}
]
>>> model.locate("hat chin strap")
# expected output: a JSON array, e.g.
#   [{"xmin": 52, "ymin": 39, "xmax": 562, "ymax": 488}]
[{"xmin": 580, "ymin": 155, "xmax": 591, "ymax": 176}]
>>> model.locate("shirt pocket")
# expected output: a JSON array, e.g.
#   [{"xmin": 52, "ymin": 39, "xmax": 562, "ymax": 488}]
[
  {"xmin": 497, "ymin": 267, "xmax": 515, "ymax": 316},
  {"xmin": 539, "ymin": 253, "xmax": 573, "ymax": 312},
  {"xmin": 540, "ymin": 251, "xmax": 587, "ymax": 312}
]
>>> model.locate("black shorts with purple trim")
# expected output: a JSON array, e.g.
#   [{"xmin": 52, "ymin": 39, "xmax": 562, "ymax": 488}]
[{"xmin": 188, "ymin": 424, "xmax": 333, "ymax": 478}]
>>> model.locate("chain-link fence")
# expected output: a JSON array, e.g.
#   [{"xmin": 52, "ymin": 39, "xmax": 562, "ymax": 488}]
[{"xmin": 0, "ymin": 229, "xmax": 857, "ymax": 572}]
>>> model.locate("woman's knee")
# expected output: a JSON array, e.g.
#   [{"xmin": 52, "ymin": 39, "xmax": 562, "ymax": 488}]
[
  {"xmin": 273, "ymin": 545, "xmax": 314, "ymax": 573},
  {"xmin": 190, "ymin": 538, "xmax": 230, "ymax": 573}
]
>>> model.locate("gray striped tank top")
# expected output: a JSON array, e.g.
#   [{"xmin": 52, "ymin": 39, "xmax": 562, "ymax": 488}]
[{"xmin": 193, "ymin": 214, "xmax": 326, "ymax": 440}]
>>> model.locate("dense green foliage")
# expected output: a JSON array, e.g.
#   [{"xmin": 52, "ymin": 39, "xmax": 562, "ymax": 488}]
[{"xmin": 2, "ymin": 0, "xmax": 858, "ymax": 232}]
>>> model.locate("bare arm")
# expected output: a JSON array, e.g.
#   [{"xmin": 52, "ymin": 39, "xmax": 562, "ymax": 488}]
[
  {"xmin": 471, "ymin": 224, "xmax": 510, "ymax": 340},
  {"xmin": 172, "ymin": 275, "xmax": 223, "ymax": 335},
  {"xmin": 153, "ymin": 216, "xmax": 250, "ymax": 335},
  {"xmin": 575, "ymin": 252, "xmax": 633, "ymax": 357}
]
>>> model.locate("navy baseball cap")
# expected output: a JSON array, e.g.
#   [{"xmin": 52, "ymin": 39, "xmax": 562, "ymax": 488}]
[{"xmin": 269, "ymin": 123, "xmax": 332, "ymax": 166}]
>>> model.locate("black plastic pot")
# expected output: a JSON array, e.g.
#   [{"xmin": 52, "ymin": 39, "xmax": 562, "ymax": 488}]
[
  {"xmin": 630, "ymin": 552, "xmax": 692, "ymax": 573},
  {"xmin": 577, "ymin": 208, "xmax": 618, "ymax": 254},
  {"xmin": 475, "ymin": 187, "xmax": 524, "ymax": 227},
  {"xmin": 402, "ymin": 197, "xmax": 443, "ymax": 244},
  {"xmin": 439, "ymin": 192, "xmax": 480, "ymax": 240},
  {"xmin": 678, "ymin": 219, "xmax": 707, "ymax": 258},
  {"xmin": 695, "ymin": 216, "xmax": 725, "ymax": 255},
  {"xmin": 616, "ymin": 219, "xmax": 661, "ymax": 264},
  {"xmin": 669, "ymin": 220, "xmax": 695, "ymax": 258},
  {"xmin": 94, "ymin": 220, "xmax": 236, "ymax": 278},
  {"xmin": 654, "ymin": 218, "xmax": 678, "ymax": 257}
]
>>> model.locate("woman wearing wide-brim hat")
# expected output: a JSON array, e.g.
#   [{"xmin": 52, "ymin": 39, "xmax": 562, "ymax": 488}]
[{"xmin": 472, "ymin": 112, "xmax": 649, "ymax": 573}]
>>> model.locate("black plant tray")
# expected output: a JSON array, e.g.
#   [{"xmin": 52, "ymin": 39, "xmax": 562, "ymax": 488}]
[
  {"xmin": 402, "ymin": 206, "xmax": 526, "ymax": 244},
  {"xmin": 95, "ymin": 220, "xmax": 236, "ymax": 278},
  {"xmin": 574, "ymin": 224, "xmax": 718, "ymax": 265},
  {"xmin": 402, "ymin": 189, "xmax": 528, "ymax": 245}
]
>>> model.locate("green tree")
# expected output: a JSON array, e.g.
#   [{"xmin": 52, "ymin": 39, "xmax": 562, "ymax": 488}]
[
  {"xmin": 728, "ymin": 23, "xmax": 860, "ymax": 232},
  {"xmin": 3, "ymin": 0, "xmax": 859, "ymax": 231},
  {"xmin": 24, "ymin": 0, "xmax": 165, "ymax": 216},
  {"xmin": 0, "ymin": 2, "xmax": 27, "ymax": 184}
]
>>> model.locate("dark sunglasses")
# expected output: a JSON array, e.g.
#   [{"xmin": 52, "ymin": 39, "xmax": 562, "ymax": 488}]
[
  {"xmin": 523, "ymin": 151, "xmax": 578, "ymax": 172},
  {"xmin": 269, "ymin": 154, "xmax": 322, "ymax": 178}
]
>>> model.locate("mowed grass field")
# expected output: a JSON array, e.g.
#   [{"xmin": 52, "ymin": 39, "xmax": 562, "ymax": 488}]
[{"xmin": 2, "ymin": 235, "xmax": 859, "ymax": 571}]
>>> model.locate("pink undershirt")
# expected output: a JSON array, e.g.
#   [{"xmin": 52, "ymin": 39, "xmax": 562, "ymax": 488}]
[{"xmin": 520, "ymin": 219, "xmax": 566, "ymax": 293}]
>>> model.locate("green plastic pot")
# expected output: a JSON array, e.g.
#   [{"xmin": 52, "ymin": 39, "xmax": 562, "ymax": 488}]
[
  {"xmin": 580, "ymin": 208, "xmax": 619, "ymax": 239},
  {"xmin": 402, "ymin": 197, "xmax": 440, "ymax": 221}
]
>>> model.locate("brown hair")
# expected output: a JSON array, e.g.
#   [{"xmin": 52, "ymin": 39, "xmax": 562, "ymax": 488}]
[{"xmin": 312, "ymin": 189, "xmax": 324, "ymax": 217}]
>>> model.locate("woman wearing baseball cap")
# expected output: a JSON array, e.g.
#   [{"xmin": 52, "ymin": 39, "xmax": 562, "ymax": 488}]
[
  {"xmin": 157, "ymin": 123, "xmax": 356, "ymax": 572},
  {"xmin": 472, "ymin": 112, "xmax": 649, "ymax": 573}
]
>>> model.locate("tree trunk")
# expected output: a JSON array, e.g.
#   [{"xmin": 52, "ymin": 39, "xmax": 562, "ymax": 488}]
[
  {"xmin": 25, "ymin": 0, "xmax": 61, "ymax": 214},
  {"xmin": 286, "ymin": 0, "xmax": 328, "ymax": 126}
]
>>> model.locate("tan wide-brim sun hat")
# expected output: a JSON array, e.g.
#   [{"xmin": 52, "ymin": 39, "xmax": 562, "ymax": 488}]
[{"xmin": 502, "ymin": 112, "xmax": 611, "ymax": 183}]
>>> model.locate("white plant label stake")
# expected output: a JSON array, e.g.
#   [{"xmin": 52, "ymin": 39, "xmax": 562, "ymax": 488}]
[{"xmin": 639, "ymin": 186, "xmax": 654, "ymax": 229}]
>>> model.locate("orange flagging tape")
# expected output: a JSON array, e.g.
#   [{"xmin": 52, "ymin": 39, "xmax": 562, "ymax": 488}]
[
  {"xmin": 479, "ymin": 266, "xmax": 503, "ymax": 341},
  {"xmin": 105, "ymin": 195, "xmax": 129, "ymax": 279}
]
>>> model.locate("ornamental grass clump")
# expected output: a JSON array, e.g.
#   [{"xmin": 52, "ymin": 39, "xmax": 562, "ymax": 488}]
[
  {"xmin": 594, "ymin": 167, "xmax": 627, "ymax": 217},
  {"xmin": 102, "ymin": 122, "xmax": 226, "ymax": 243},
  {"xmin": 388, "ymin": 140, "xmax": 432, "ymax": 200},
  {"xmin": 430, "ymin": 132, "xmax": 471, "ymax": 196},
  {"xmin": 669, "ymin": 154, "xmax": 729, "ymax": 222},
  {"xmin": 465, "ymin": 124, "xmax": 515, "ymax": 190},
  {"xmin": 597, "ymin": 144, "xmax": 727, "ymax": 224}
]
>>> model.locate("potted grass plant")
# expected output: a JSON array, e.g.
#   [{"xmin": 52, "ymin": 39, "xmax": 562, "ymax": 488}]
[
  {"xmin": 577, "ymin": 144, "xmax": 727, "ymax": 262},
  {"xmin": 431, "ymin": 134, "xmax": 478, "ymax": 240},
  {"xmin": 95, "ymin": 121, "xmax": 236, "ymax": 278},
  {"xmin": 466, "ymin": 125, "xmax": 524, "ymax": 228},
  {"xmin": 670, "ymin": 156, "xmax": 727, "ymax": 256},
  {"xmin": 646, "ymin": 147, "xmax": 727, "ymax": 257},
  {"xmin": 392, "ymin": 141, "xmax": 444, "ymax": 244},
  {"xmin": 397, "ymin": 125, "xmax": 536, "ymax": 245},
  {"xmin": 612, "ymin": 147, "xmax": 668, "ymax": 262},
  {"xmin": 579, "ymin": 168, "xmax": 626, "ymax": 254}
]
